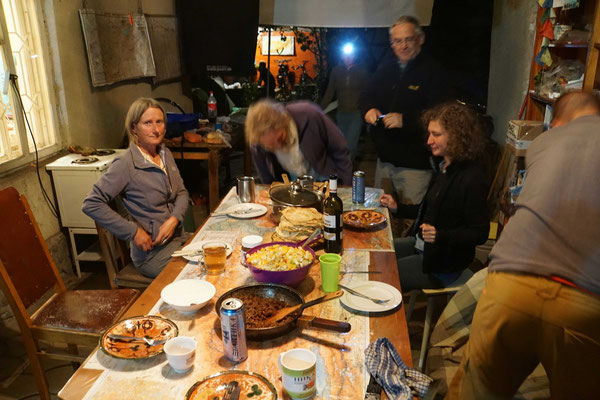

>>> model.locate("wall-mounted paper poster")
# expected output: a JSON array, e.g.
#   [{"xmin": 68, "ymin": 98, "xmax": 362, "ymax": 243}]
[{"xmin": 261, "ymin": 35, "xmax": 295, "ymax": 56}]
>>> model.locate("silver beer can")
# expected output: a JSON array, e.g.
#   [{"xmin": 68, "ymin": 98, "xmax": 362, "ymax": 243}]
[
  {"xmin": 352, "ymin": 171, "xmax": 365, "ymax": 204},
  {"xmin": 220, "ymin": 298, "xmax": 248, "ymax": 363}
]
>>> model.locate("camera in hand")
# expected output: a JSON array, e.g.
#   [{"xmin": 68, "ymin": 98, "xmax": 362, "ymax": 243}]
[{"xmin": 375, "ymin": 114, "xmax": 386, "ymax": 127}]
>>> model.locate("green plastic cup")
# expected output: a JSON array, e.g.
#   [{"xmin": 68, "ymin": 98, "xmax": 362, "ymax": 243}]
[{"xmin": 319, "ymin": 253, "xmax": 341, "ymax": 293}]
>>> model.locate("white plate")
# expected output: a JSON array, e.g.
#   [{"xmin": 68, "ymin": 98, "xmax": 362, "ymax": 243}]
[
  {"xmin": 340, "ymin": 281, "xmax": 402, "ymax": 312},
  {"xmin": 161, "ymin": 279, "xmax": 216, "ymax": 313},
  {"xmin": 180, "ymin": 241, "xmax": 233, "ymax": 262},
  {"xmin": 226, "ymin": 203, "xmax": 267, "ymax": 219}
]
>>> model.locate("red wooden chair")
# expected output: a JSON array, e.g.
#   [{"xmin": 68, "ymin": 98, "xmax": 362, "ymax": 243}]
[{"xmin": 0, "ymin": 187, "xmax": 139, "ymax": 400}]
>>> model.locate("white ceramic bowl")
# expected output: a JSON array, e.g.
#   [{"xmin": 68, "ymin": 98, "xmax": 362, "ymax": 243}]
[{"xmin": 161, "ymin": 279, "xmax": 216, "ymax": 312}]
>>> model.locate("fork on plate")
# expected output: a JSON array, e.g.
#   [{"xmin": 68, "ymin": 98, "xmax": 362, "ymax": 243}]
[
  {"xmin": 338, "ymin": 284, "xmax": 390, "ymax": 305},
  {"xmin": 211, "ymin": 207, "xmax": 255, "ymax": 217},
  {"xmin": 107, "ymin": 333, "xmax": 168, "ymax": 346}
]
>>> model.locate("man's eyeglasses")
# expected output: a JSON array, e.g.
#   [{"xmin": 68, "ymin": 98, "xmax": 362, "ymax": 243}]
[{"xmin": 390, "ymin": 36, "xmax": 417, "ymax": 46}]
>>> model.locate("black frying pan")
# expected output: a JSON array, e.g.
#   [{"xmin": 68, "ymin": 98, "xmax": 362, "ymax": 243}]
[{"xmin": 214, "ymin": 283, "xmax": 350, "ymax": 341}]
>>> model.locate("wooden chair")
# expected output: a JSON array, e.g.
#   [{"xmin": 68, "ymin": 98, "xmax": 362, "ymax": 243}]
[
  {"xmin": 405, "ymin": 262, "xmax": 480, "ymax": 371},
  {"xmin": 0, "ymin": 187, "xmax": 139, "ymax": 400},
  {"xmin": 95, "ymin": 222, "xmax": 152, "ymax": 289}
]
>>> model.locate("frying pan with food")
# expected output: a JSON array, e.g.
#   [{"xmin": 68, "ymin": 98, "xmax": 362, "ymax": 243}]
[{"xmin": 215, "ymin": 283, "xmax": 350, "ymax": 341}]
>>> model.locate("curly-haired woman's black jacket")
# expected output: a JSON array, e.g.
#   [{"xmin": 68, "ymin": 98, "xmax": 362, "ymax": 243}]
[{"xmin": 394, "ymin": 160, "xmax": 489, "ymax": 274}]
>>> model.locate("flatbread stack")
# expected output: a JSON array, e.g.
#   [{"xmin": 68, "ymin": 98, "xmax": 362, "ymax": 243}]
[{"xmin": 273, "ymin": 207, "xmax": 323, "ymax": 243}]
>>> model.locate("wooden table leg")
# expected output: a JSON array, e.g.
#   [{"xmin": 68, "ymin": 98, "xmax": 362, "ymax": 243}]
[{"xmin": 208, "ymin": 149, "xmax": 220, "ymax": 212}]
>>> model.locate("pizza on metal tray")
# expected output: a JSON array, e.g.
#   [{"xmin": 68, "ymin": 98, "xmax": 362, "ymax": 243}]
[{"xmin": 342, "ymin": 210, "xmax": 386, "ymax": 229}]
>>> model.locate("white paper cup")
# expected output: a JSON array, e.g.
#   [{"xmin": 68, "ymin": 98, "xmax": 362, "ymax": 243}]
[
  {"xmin": 278, "ymin": 348, "xmax": 317, "ymax": 399},
  {"xmin": 164, "ymin": 336, "xmax": 196, "ymax": 373}
]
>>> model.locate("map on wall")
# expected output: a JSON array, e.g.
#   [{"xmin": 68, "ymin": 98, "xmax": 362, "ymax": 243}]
[
  {"xmin": 146, "ymin": 15, "xmax": 181, "ymax": 84},
  {"xmin": 79, "ymin": 9, "xmax": 156, "ymax": 87}
]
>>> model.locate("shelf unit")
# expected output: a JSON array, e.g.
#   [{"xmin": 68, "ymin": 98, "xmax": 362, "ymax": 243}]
[{"xmin": 526, "ymin": 0, "xmax": 600, "ymax": 120}]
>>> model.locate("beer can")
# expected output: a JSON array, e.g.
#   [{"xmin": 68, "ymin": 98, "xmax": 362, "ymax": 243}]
[
  {"xmin": 220, "ymin": 298, "xmax": 248, "ymax": 363},
  {"xmin": 352, "ymin": 171, "xmax": 365, "ymax": 204}
]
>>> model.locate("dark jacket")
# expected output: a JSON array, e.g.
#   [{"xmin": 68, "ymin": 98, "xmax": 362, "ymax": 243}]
[
  {"xmin": 251, "ymin": 101, "xmax": 352, "ymax": 185},
  {"xmin": 361, "ymin": 52, "xmax": 450, "ymax": 169},
  {"xmin": 395, "ymin": 161, "xmax": 489, "ymax": 273}
]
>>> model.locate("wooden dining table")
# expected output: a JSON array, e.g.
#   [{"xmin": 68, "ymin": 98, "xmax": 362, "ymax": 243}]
[
  {"xmin": 58, "ymin": 186, "xmax": 412, "ymax": 400},
  {"xmin": 166, "ymin": 124, "xmax": 253, "ymax": 212}
]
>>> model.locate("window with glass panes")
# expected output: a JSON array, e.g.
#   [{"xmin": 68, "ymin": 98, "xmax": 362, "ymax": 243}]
[{"xmin": 0, "ymin": 0, "xmax": 57, "ymax": 166}]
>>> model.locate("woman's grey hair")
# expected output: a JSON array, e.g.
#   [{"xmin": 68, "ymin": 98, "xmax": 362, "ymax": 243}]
[
  {"xmin": 389, "ymin": 15, "xmax": 424, "ymax": 36},
  {"xmin": 124, "ymin": 97, "xmax": 166, "ymax": 144}
]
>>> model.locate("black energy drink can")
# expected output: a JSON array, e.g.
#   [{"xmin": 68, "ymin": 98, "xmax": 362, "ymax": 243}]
[{"xmin": 352, "ymin": 171, "xmax": 366, "ymax": 205}]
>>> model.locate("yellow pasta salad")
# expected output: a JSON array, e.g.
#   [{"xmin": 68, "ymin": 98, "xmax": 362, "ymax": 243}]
[{"xmin": 246, "ymin": 245, "xmax": 313, "ymax": 271}]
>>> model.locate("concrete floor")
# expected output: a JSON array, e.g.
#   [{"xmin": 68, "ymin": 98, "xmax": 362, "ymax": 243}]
[{"xmin": 0, "ymin": 129, "xmax": 432, "ymax": 399}]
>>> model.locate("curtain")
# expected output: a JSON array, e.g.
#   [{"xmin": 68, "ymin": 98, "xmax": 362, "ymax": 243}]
[{"xmin": 259, "ymin": 0, "xmax": 433, "ymax": 28}]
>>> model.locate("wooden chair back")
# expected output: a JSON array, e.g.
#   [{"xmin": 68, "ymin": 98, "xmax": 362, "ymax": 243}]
[
  {"xmin": 0, "ymin": 186, "xmax": 140, "ymax": 400},
  {"xmin": 95, "ymin": 222, "xmax": 152, "ymax": 289},
  {"xmin": 0, "ymin": 187, "xmax": 65, "ymax": 310}
]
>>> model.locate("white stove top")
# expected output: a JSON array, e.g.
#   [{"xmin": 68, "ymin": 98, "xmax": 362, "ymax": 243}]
[{"xmin": 46, "ymin": 149, "xmax": 125, "ymax": 171}]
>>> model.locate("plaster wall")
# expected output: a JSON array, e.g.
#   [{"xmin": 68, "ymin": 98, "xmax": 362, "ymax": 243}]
[
  {"xmin": 487, "ymin": 0, "xmax": 537, "ymax": 145},
  {"xmin": 0, "ymin": 0, "xmax": 190, "ymax": 282},
  {"xmin": 50, "ymin": 0, "xmax": 192, "ymax": 149}
]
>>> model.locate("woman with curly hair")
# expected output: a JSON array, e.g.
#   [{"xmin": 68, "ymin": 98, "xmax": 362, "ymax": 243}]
[{"xmin": 380, "ymin": 101, "xmax": 489, "ymax": 290}]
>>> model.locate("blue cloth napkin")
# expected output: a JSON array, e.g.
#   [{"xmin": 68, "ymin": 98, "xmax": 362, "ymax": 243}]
[{"xmin": 365, "ymin": 337, "xmax": 433, "ymax": 399}]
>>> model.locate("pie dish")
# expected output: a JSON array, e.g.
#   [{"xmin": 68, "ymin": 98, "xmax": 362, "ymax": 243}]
[
  {"xmin": 342, "ymin": 210, "xmax": 387, "ymax": 229},
  {"xmin": 100, "ymin": 315, "xmax": 178, "ymax": 359},
  {"xmin": 185, "ymin": 370, "xmax": 277, "ymax": 400}
]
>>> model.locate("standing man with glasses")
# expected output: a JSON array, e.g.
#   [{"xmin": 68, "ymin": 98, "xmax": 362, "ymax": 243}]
[{"xmin": 362, "ymin": 15, "xmax": 450, "ymax": 234}]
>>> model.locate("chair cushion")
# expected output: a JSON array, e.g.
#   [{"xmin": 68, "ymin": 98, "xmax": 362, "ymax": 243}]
[
  {"xmin": 116, "ymin": 264, "xmax": 153, "ymax": 286},
  {"xmin": 32, "ymin": 289, "xmax": 138, "ymax": 333}
]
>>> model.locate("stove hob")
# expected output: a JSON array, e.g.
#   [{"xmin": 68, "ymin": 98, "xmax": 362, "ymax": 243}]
[
  {"xmin": 71, "ymin": 157, "xmax": 100, "ymax": 165},
  {"xmin": 94, "ymin": 149, "xmax": 116, "ymax": 156}
]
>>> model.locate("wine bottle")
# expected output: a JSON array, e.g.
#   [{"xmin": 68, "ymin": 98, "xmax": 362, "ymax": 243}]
[{"xmin": 323, "ymin": 174, "xmax": 343, "ymax": 254}]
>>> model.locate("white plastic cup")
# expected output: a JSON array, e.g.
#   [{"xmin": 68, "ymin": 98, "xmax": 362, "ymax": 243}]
[{"xmin": 164, "ymin": 336, "xmax": 196, "ymax": 373}]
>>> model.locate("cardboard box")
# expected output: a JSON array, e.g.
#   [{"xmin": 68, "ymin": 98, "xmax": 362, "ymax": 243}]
[
  {"xmin": 506, "ymin": 120, "xmax": 544, "ymax": 150},
  {"xmin": 507, "ymin": 120, "xmax": 543, "ymax": 142}
]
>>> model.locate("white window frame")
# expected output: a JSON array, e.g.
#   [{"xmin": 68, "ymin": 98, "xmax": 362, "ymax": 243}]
[{"xmin": 0, "ymin": 0, "xmax": 60, "ymax": 174}]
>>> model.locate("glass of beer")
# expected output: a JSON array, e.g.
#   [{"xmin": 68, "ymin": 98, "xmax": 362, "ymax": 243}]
[{"xmin": 202, "ymin": 242, "xmax": 227, "ymax": 275}]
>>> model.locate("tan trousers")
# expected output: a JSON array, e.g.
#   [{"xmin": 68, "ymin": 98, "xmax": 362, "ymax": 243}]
[{"xmin": 447, "ymin": 271, "xmax": 600, "ymax": 400}]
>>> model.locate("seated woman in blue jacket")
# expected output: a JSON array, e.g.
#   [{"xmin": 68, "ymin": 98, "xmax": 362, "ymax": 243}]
[
  {"xmin": 380, "ymin": 102, "xmax": 489, "ymax": 291},
  {"xmin": 83, "ymin": 98, "xmax": 190, "ymax": 278},
  {"xmin": 245, "ymin": 98, "xmax": 352, "ymax": 185}
]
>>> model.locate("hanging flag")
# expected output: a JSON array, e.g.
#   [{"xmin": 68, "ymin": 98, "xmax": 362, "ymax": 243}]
[
  {"xmin": 539, "ymin": 17, "xmax": 555, "ymax": 39},
  {"xmin": 535, "ymin": 47, "xmax": 553, "ymax": 67}
]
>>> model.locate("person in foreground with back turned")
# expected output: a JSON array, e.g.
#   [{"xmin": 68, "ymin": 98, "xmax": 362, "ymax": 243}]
[
  {"xmin": 245, "ymin": 98, "xmax": 352, "ymax": 185},
  {"xmin": 83, "ymin": 97, "xmax": 190, "ymax": 278},
  {"xmin": 447, "ymin": 91, "xmax": 600, "ymax": 399},
  {"xmin": 379, "ymin": 101, "xmax": 489, "ymax": 291}
]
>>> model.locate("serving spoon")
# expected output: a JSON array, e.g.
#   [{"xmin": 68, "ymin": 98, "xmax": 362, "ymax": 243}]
[
  {"xmin": 263, "ymin": 289, "xmax": 343, "ymax": 325},
  {"xmin": 301, "ymin": 227, "xmax": 321, "ymax": 249}
]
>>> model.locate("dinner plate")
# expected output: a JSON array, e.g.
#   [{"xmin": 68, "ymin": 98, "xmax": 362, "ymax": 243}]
[
  {"xmin": 226, "ymin": 203, "xmax": 268, "ymax": 219},
  {"xmin": 100, "ymin": 315, "xmax": 178, "ymax": 359},
  {"xmin": 185, "ymin": 370, "xmax": 277, "ymax": 400},
  {"xmin": 180, "ymin": 241, "xmax": 233, "ymax": 262},
  {"xmin": 342, "ymin": 210, "xmax": 387, "ymax": 229},
  {"xmin": 340, "ymin": 281, "xmax": 402, "ymax": 312}
]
